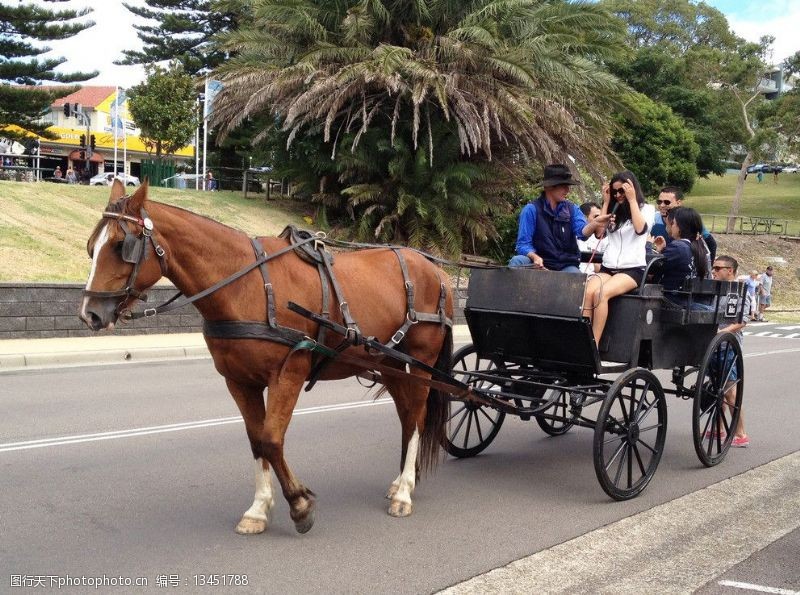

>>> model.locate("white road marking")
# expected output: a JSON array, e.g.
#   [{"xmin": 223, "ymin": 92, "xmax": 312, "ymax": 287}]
[
  {"xmin": 776, "ymin": 325, "xmax": 800, "ymax": 331},
  {"xmin": 717, "ymin": 580, "xmax": 800, "ymax": 595},
  {"xmin": 745, "ymin": 347, "xmax": 800, "ymax": 358},
  {"xmin": 0, "ymin": 398, "xmax": 393, "ymax": 454}
]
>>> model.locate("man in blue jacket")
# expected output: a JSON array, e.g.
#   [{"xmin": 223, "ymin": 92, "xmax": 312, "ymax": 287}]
[{"xmin": 509, "ymin": 164, "xmax": 610, "ymax": 271}]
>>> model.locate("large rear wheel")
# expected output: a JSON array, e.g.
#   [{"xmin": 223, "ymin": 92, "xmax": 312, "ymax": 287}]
[
  {"xmin": 443, "ymin": 344, "xmax": 506, "ymax": 458},
  {"xmin": 593, "ymin": 368, "xmax": 667, "ymax": 501},
  {"xmin": 693, "ymin": 332, "xmax": 744, "ymax": 467}
]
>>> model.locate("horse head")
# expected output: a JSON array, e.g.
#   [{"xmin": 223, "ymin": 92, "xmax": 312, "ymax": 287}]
[{"xmin": 79, "ymin": 179, "xmax": 167, "ymax": 330}]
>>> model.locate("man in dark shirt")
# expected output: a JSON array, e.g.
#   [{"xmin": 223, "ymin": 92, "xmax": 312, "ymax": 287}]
[{"xmin": 651, "ymin": 186, "xmax": 717, "ymax": 262}]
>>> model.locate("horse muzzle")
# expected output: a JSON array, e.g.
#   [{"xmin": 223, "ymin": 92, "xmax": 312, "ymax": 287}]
[{"xmin": 78, "ymin": 296, "xmax": 119, "ymax": 331}]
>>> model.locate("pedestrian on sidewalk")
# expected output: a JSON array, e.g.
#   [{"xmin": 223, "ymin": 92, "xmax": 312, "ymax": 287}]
[
  {"xmin": 712, "ymin": 255, "xmax": 750, "ymax": 448},
  {"xmin": 744, "ymin": 270, "xmax": 760, "ymax": 319},
  {"xmin": 757, "ymin": 265, "xmax": 773, "ymax": 321}
]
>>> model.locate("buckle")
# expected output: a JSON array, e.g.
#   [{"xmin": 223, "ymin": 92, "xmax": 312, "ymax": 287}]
[
  {"xmin": 390, "ymin": 330, "xmax": 405, "ymax": 345},
  {"xmin": 143, "ymin": 308, "xmax": 157, "ymax": 317}
]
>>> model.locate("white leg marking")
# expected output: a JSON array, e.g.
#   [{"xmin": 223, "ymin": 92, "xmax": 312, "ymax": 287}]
[
  {"xmin": 236, "ymin": 458, "xmax": 274, "ymax": 534},
  {"xmin": 242, "ymin": 458, "xmax": 274, "ymax": 522},
  {"xmin": 389, "ymin": 429, "xmax": 419, "ymax": 516},
  {"xmin": 79, "ymin": 224, "xmax": 110, "ymax": 320},
  {"xmin": 386, "ymin": 472, "xmax": 402, "ymax": 499}
]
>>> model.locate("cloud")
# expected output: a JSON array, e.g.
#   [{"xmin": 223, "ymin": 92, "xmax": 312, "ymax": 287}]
[{"xmin": 723, "ymin": 5, "xmax": 800, "ymax": 63}]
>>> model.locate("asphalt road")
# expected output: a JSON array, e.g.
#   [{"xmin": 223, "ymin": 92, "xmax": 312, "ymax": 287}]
[{"xmin": 1, "ymin": 335, "xmax": 799, "ymax": 594}]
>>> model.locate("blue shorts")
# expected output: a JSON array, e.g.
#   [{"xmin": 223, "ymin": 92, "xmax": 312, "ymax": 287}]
[{"xmin": 710, "ymin": 347, "xmax": 739, "ymax": 383}]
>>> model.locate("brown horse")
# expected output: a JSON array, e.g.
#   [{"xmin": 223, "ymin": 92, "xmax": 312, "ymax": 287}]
[{"xmin": 79, "ymin": 180, "xmax": 453, "ymax": 534}]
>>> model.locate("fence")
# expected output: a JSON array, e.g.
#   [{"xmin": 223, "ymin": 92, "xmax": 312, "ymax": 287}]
[
  {"xmin": 140, "ymin": 160, "xmax": 176, "ymax": 187},
  {"xmin": 702, "ymin": 214, "xmax": 800, "ymax": 237}
]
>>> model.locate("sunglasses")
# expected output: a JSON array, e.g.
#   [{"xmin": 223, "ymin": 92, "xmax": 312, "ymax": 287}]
[
  {"xmin": 711, "ymin": 265, "xmax": 732, "ymax": 271},
  {"xmin": 656, "ymin": 199, "xmax": 673, "ymax": 205},
  {"xmin": 611, "ymin": 187, "xmax": 626, "ymax": 196}
]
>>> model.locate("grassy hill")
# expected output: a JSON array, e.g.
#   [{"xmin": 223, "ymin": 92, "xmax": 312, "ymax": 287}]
[
  {"xmin": 2, "ymin": 174, "xmax": 798, "ymax": 319},
  {"xmin": 0, "ymin": 180, "xmax": 309, "ymax": 282}
]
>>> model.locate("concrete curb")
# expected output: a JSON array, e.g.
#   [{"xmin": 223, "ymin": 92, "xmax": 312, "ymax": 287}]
[{"xmin": 0, "ymin": 326, "xmax": 474, "ymax": 371}]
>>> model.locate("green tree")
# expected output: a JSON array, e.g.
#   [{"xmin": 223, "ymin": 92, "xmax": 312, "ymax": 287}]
[
  {"xmin": 612, "ymin": 92, "xmax": 699, "ymax": 195},
  {"xmin": 209, "ymin": 0, "xmax": 628, "ymax": 250},
  {"xmin": 118, "ymin": 0, "xmax": 247, "ymax": 75},
  {"xmin": 0, "ymin": 1, "xmax": 96, "ymax": 139},
  {"xmin": 127, "ymin": 63, "xmax": 197, "ymax": 159},
  {"xmin": 601, "ymin": 0, "xmax": 742, "ymax": 178}
]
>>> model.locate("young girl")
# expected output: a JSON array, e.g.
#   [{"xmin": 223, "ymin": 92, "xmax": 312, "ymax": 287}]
[
  {"xmin": 652, "ymin": 206, "xmax": 709, "ymax": 298},
  {"xmin": 582, "ymin": 170, "xmax": 655, "ymax": 345}
]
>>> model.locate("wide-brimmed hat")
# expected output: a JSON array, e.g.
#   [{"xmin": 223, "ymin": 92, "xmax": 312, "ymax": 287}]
[{"xmin": 542, "ymin": 164, "xmax": 580, "ymax": 187}]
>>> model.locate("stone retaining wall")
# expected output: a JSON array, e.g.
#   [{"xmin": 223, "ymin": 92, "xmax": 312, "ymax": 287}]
[
  {"xmin": 0, "ymin": 283, "xmax": 466, "ymax": 339},
  {"xmin": 0, "ymin": 283, "xmax": 203, "ymax": 339}
]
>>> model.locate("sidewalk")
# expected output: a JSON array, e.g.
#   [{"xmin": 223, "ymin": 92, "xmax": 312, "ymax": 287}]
[{"xmin": 0, "ymin": 325, "xmax": 474, "ymax": 371}]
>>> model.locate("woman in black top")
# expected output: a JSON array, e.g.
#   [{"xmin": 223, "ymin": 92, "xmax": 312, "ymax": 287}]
[{"xmin": 652, "ymin": 207, "xmax": 709, "ymax": 293}]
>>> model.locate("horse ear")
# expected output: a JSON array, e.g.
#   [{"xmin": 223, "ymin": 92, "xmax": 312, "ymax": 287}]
[
  {"xmin": 125, "ymin": 179, "xmax": 149, "ymax": 213},
  {"xmin": 109, "ymin": 178, "xmax": 126, "ymax": 202}
]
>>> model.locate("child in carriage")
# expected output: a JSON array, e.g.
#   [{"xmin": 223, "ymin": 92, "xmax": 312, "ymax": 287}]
[{"xmin": 582, "ymin": 170, "xmax": 655, "ymax": 344}]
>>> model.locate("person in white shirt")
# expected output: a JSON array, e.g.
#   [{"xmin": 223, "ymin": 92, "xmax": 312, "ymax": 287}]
[
  {"xmin": 582, "ymin": 170, "xmax": 655, "ymax": 345},
  {"xmin": 578, "ymin": 202, "xmax": 607, "ymax": 274}
]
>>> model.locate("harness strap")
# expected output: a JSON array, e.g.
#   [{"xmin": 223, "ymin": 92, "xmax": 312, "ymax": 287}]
[
  {"xmin": 124, "ymin": 235, "xmax": 317, "ymax": 320},
  {"xmin": 250, "ymin": 238, "xmax": 277, "ymax": 328},
  {"xmin": 320, "ymin": 248, "xmax": 361, "ymax": 341}
]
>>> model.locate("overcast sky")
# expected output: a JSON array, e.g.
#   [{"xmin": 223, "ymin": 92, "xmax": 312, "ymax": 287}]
[{"xmin": 26, "ymin": 0, "xmax": 800, "ymax": 88}]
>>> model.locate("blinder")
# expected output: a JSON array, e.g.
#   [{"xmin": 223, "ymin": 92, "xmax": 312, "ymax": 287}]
[
  {"xmin": 82, "ymin": 207, "xmax": 166, "ymax": 310},
  {"xmin": 121, "ymin": 222, "xmax": 146, "ymax": 264}
]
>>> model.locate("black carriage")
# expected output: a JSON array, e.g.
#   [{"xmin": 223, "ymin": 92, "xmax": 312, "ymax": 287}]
[{"xmin": 445, "ymin": 266, "xmax": 746, "ymax": 500}]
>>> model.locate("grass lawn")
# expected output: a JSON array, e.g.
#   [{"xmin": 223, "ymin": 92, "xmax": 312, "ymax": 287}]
[
  {"xmin": 0, "ymin": 180, "xmax": 310, "ymax": 282},
  {"xmin": 685, "ymin": 171, "xmax": 800, "ymax": 236}
]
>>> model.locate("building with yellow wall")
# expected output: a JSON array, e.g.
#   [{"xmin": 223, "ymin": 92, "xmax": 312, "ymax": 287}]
[{"xmin": 32, "ymin": 86, "xmax": 195, "ymax": 180}]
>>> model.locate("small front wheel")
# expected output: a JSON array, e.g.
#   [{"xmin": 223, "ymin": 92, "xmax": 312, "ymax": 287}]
[
  {"xmin": 593, "ymin": 368, "xmax": 667, "ymax": 500},
  {"xmin": 535, "ymin": 388, "xmax": 574, "ymax": 436},
  {"xmin": 442, "ymin": 344, "xmax": 505, "ymax": 458}
]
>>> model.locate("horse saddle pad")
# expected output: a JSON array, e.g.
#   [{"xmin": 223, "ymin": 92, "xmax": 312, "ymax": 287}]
[{"xmin": 278, "ymin": 225, "xmax": 333, "ymax": 266}]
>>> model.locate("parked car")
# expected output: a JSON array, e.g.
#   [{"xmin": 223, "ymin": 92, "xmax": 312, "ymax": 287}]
[
  {"xmin": 782, "ymin": 165, "xmax": 799, "ymax": 174},
  {"xmin": 746, "ymin": 164, "xmax": 766, "ymax": 174},
  {"xmin": 89, "ymin": 172, "xmax": 140, "ymax": 187}
]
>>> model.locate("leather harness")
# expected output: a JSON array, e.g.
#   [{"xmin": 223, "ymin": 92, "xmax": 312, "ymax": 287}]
[{"xmin": 83, "ymin": 208, "xmax": 453, "ymax": 386}]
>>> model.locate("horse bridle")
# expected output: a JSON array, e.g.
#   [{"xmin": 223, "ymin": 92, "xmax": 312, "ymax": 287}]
[{"xmin": 82, "ymin": 208, "xmax": 167, "ymax": 313}]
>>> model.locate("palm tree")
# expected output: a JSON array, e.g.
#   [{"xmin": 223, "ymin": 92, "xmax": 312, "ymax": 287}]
[{"xmin": 211, "ymin": 0, "xmax": 627, "ymax": 250}]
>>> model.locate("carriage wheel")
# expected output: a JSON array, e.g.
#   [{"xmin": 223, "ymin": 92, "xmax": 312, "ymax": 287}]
[
  {"xmin": 535, "ymin": 388, "xmax": 574, "ymax": 436},
  {"xmin": 593, "ymin": 368, "xmax": 667, "ymax": 501},
  {"xmin": 692, "ymin": 332, "xmax": 744, "ymax": 467},
  {"xmin": 442, "ymin": 344, "xmax": 506, "ymax": 458}
]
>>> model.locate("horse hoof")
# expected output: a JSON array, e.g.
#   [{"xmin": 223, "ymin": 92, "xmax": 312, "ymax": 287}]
[
  {"xmin": 388, "ymin": 500, "xmax": 413, "ymax": 517},
  {"xmin": 294, "ymin": 508, "xmax": 315, "ymax": 534},
  {"xmin": 235, "ymin": 516, "xmax": 267, "ymax": 535}
]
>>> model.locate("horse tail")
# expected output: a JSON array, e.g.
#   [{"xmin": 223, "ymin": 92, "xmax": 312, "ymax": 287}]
[{"xmin": 419, "ymin": 325, "xmax": 452, "ymax": 475}]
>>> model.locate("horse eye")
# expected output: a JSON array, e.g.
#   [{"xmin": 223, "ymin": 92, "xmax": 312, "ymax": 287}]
[{"xmin": 113, "ymin": 241, "xmax": 124, "ymax": 254}]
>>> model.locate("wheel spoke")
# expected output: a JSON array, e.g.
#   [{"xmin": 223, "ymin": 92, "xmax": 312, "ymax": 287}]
[
  {"xmin": 637, "ymin": 422, "xmax": 663, "ymax": 434},
  {"xmin": 462, "ymin": 410, "xmax": 474, "ymax": 450},
  {"xmin": 632, "ymin": 442, "xmax": 647, "ymax": 476},
  {"xmin": 449, "ymin": 406, "xmax": 469, "ymax": 436},
  {"xmin": 627, "ymin": 444, "xmax": 634, "ymax": 489},
  {"xmin": 616, "ymin": 394, "xmax": 631, "ymax": 425},
  {"xmin": 637, "ymin": 439, "xmax": 657, "ymax": 455},
  {"xmin": 613, "ymin": 444, "xmax": 627, "ymax": 486},
  {"xmin": 447, "ymin": 403, "xmax": 467, "ymax": 423},
  {"xmin": 635, "ymin": 396, "xmax": 658, "ymax": 425},
  {"xmin": 474, "ymin": 415, "xmax": 485, "ymax": 444},
  {"xmin": 604, "ymin": 439, "xmax": 627, "ymax": 472},
  {"xmin": 477, "ymin": 406, "xmax": 498, "ymax": 427}
]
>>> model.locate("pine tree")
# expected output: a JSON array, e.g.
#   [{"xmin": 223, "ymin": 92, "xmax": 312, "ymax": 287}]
[
  {"xmin": 0, "ymin": 1, "xmax": 96, "ymax": 139},
  {"xmin": 118, "ymin": 0, "xmax": 246, "ymax": 75}
]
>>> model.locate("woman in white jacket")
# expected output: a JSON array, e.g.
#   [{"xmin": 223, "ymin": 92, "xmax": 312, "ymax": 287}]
[{"xmin": 582, "ymin": 170, "xmax": 655, "ymax": 346}]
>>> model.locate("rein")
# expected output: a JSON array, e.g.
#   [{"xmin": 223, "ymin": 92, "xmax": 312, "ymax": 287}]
[{"xmin": 82, "ymin": 207, "xmax": 320, "ymax": 320}]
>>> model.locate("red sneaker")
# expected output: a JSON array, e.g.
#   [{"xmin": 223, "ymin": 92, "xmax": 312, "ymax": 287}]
[{"xmin": 731, "ymin": 435, "xmax": 750, "ymax": 448}]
